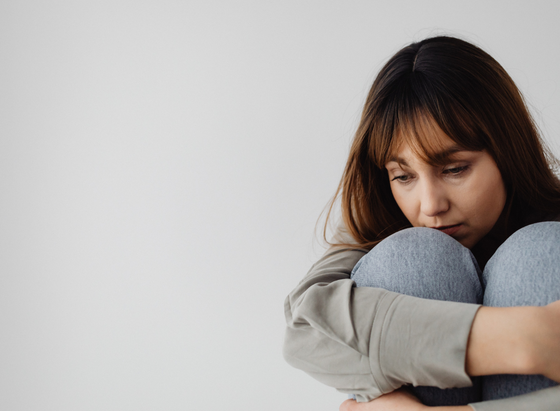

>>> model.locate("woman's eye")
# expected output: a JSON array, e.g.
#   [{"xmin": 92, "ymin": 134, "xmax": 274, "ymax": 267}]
[
  {"xmin": 443, "ymin": 165, "xmax": 468, "ymax": 175},
  {"xmin": 391, "ymin": 175, "xmax": 410, "ymax": 182}
]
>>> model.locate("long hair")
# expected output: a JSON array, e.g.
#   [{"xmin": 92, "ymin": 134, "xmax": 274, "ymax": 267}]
[{"xmin": 326, "ymin": 36, "xmax": 560, "ymax": 249}]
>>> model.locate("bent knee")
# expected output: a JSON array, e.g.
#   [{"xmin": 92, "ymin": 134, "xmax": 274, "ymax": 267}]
[
  {"xmin": 351, "ymin": 227, "xmax": 482, "ymax": 303},
  {"xmin": 499, "ymin": 221, "xmax": 560, "ymax": 250},
  {"xmin": 483, "ymin": 222, "xmax": 560, "ymax": 307}
]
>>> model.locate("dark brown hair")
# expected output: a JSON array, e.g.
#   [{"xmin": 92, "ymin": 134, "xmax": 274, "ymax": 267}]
[{"xmin": 326, "ymin": 36, "xmax": 560, "ymax": 249}]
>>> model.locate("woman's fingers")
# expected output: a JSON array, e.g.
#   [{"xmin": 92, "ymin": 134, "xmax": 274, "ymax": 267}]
[
  {"xmin": 339, "ymin": 390, "xmax": 426, "ymax": 411},
  {"xmin": 339, "ymin": 399, "xmax": 357, "ymax": 411}
]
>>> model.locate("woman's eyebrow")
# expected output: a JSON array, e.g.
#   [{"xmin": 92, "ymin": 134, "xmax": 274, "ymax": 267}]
[
  {"xmin": 387, "ymin": 157, "xmax": 409, "ymax": 166},
  {"xmin": 431, "ymin": 145, "xmax": 468, "ymax": 162},
  {"xmin": 387, "ymin": 145, "xmax": 467, "ymax": 166}
]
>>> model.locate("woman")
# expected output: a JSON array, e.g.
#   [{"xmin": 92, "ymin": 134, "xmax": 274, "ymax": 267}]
[{"xmin": 283, "ymin": 36, "xmax": 560, "ymax": 411}]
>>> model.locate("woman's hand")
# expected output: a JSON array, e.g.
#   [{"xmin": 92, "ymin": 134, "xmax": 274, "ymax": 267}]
[
  {"xmin": 339, "ymin": 390, "xmax": 474, "ymax": 411},
  {"xmin": 339, "ymin": 389, "xmax": 426, "ymax": 411}
]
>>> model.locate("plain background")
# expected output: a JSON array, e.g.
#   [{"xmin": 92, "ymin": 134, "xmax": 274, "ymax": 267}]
[{"xmin": 2, "ymin": 1, "xmax": 560, "ymax": 410}]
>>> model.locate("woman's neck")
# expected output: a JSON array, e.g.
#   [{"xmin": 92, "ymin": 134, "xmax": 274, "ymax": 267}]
[{"xmin": 471, "ymin": 212, "xmax": 509, "ymax": 270}]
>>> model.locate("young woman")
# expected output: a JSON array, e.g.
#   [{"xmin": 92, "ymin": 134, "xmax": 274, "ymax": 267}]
[{"xmin": 283, "ymin": 36, "xmax": 560, "ymax": 411}]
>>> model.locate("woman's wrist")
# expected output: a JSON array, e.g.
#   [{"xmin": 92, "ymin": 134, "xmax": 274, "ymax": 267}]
[
  {"xmin": 532, "ymin": 301, "xmax": 560, "ymax": 381},
  {"xmin": 466, "ymin": 305, "xmax": 544, "ymax": 376}
]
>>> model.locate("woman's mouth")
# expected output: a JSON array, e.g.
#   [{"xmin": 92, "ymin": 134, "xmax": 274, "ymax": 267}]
[{"xmin": 433, "ymin": 224, "xmax": 462, "ymax": 236}]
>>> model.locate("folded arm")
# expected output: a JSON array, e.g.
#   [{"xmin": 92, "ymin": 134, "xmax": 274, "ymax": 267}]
[
  {"xmin": 283, "ymin": 246, "xmax": 479, "ymax": 401},
  {"xmin": 284, "ymin": 245, "xmax": 560, "ymax": 408}
]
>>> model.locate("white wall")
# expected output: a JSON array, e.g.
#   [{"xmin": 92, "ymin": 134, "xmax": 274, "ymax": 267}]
[{"xmin": 1, "ymin": 1, "xmax": 559, "ymax": 410}]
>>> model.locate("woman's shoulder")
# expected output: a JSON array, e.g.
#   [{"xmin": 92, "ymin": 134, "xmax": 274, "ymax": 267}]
[{"xmin": 326, "ymin": 221, "xmax": 373, "ymax": 254}]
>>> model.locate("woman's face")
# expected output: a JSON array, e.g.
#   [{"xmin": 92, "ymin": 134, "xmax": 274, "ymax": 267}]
[{"xmin": 385, "ymin": 127, "xmax": 507, "ymax": 249}]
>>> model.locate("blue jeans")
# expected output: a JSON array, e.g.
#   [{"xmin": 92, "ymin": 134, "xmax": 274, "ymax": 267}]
[{"xmin": 350, "ymin": 222, "xmax": 560, "ymax": 406}]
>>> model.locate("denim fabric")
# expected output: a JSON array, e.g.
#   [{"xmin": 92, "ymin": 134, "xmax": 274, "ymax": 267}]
[
  {"xmin": 350, "ymin": 222, "xmax": 560, "ymax": 406},
  {"xmin": 481, "ymin": 222, "xmax": 560, "ymax": 400}
]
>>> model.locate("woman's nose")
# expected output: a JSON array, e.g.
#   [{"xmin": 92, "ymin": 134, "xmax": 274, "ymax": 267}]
[{"xmin": 419, "ymin": 181, "xmax": 450, "ymax": 217}]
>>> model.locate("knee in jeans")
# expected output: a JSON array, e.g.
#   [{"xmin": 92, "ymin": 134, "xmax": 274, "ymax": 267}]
[
  {"xmin": 497, "ymin": 221, "xmax": 560, "ymax": 251},
  {"xmin": 485, "ymin": 222, "xmax": 560, "ymax": 277},
  {"xmin": 354, "ymin": 227, "xmax": 477, "ymax": 274},
  {"xmin": 351, "ymin": 227, "xmax": 482, "ymax": 303},
  {"xmin": 483, "ymin": 222, "xmax": 560, "ymax": 306}
]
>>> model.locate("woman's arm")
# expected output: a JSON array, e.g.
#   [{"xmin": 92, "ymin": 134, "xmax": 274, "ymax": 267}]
[
  {"xmin": 284, "ymin": 243, "xmax": 560, "ymax": 401},
  {"xmin": 467, "ymin": 302, "xmax": 560, "ymax": 382},
  {"xmin": 284, "ymin": 245, "xmax": 480, "ymax": 401}
]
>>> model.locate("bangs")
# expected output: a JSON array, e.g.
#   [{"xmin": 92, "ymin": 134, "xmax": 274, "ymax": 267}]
[
  {"xmin": 389, "ymin": 112, "xmax": 469, "ymax": 166},
  {"xmin": 369, "ymin": 73, "xmax": 488, "ymax": 168}
]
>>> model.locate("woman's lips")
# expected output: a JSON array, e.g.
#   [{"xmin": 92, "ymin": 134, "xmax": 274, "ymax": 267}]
[{"xmin": 433, "ymin": 224, "xmax": 462, "ymax": 236}]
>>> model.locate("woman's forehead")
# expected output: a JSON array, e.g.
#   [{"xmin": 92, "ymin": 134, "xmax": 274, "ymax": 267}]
[
  {"xmin": 388, "ymin": 140, "xmax": 466, "ymax": 165},
  {"xmin": 386, "ymin": 117, "xmax": 468, "ymax": 165}
]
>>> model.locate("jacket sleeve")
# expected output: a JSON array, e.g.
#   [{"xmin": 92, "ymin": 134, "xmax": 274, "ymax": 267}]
[
  {"xmin": 469, "ymin": 385, "xmax": 560, "ymax": 411},
  {"xmin": 283, "ymin": 244, "xmax": 481, "ymax": 402}
]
